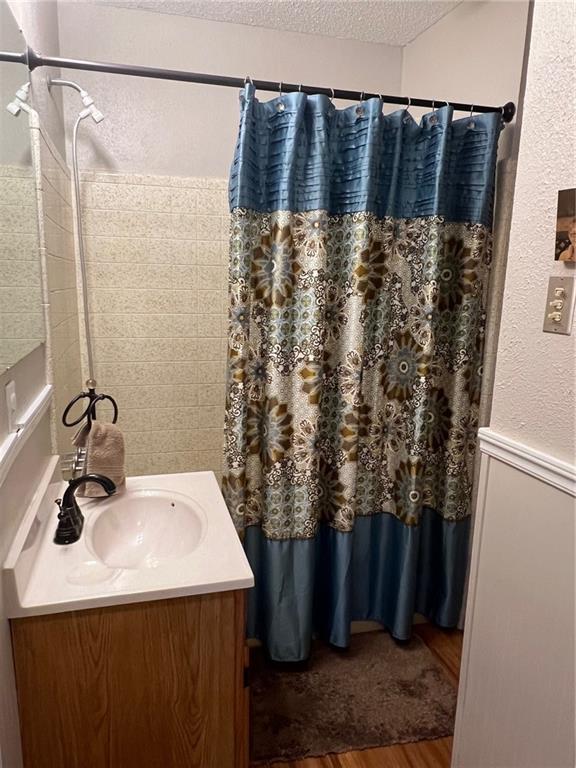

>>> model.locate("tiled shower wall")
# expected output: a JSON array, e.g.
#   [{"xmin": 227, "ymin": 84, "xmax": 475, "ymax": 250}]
[
  {"xmin": 37, "ymin": 127, "xmax": 83, "ymax": 454},
  {"xmin": 0, "ymin": 165, "xmax": 43, "ymax": 371},
  {"xmin": 79, "ymin": 172, "xmax": 229, "ymax": 479}
]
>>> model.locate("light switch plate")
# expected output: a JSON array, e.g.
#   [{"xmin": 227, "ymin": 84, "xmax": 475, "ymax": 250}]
[{"xmin": 542, "ymin": 276, "xmax": 576, "ymax": 335}]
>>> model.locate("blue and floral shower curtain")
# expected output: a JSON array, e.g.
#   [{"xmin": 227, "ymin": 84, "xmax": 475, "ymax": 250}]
[{"xmin": 223, "ymin": 83, "xmax": 501, "ymax": 662}]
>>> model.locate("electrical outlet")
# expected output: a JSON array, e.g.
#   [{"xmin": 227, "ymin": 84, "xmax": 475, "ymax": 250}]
[{"xmin": 542, "ymin": 276, "xmax": 576, "ymax": 335}]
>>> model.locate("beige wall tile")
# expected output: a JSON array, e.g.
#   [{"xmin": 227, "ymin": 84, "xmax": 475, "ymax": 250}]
[{"xmin": 79, "ymin": 173, "xmax": 230, "ymax": 477}]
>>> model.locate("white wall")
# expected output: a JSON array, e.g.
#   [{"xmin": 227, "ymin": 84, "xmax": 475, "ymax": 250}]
[
  {"xmin": 454, "ymin": 3, "xmax": 576, "ymax": 765},
  {"xmin": 56, "ymin": 4, "xmax": 403, "ymax": 178},
  {"xmin": 489, "ymin": 0, "xmax": 575, "ymax": 464},
  {"xmin": 401, "ymin": 0, "xmax": 530, "ymax": 158},
  {"xmin": 454, "ymin": 442, "xmax": 575, "ymax": 768}
]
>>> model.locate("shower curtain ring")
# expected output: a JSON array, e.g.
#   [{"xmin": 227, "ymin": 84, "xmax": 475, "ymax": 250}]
[
  {"xmin": 468, "ymin": 104, "xmax": 476, "ymax": 129},
  {"xmin": 244, "ymin": 75, "xmax": 253, "ymax": 85},
  {"xmin": 277, "ymin": 81, "xmax": 286, "ymax": 112},
  {"xmin": 356, "ymin": 92, "xmax": 366, "ymax": 117},
  {"xmin": 330, "ymin": 87, "xmax": 335, "ymax": 104}
]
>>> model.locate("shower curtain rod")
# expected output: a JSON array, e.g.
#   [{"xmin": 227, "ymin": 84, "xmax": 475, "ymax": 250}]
[{"xmin": 1, "ymin": 47, "xmax": 517, "ymax": 123}]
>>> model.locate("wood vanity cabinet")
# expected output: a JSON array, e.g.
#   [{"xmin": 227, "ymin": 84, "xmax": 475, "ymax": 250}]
[{"xmin": 11, "ymin": 590, "xmax": 249, "ymax": 768}]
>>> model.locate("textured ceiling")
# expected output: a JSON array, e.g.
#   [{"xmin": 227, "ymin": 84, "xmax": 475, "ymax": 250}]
[{"xmin": 98, "ymin": 0, "xmax": 463, "ymax": 46}]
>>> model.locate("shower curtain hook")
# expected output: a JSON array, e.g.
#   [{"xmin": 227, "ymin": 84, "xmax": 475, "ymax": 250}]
[
  {"xmin": 468, "ymin": 104, "xmax": 476, "ymax": 130},
  {"xmin": 356, "ymin": 91, "xmax": 366, "ymax": 118},
  {"xmin": 330, "ymin": 87, "xmax": 335, "ymax": 105},
  {"xmin": 403, "ymin": 96, "xmax": 412, "ymax": 124},
  {"xmin": 277, "ymin": 81, "xmax": 286, "ymax": 112}
]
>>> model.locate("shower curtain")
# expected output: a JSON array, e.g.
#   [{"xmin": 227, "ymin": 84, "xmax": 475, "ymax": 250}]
[{"xmin": 223, "ymin": 83, "xmax": 501, "ymax": 662}]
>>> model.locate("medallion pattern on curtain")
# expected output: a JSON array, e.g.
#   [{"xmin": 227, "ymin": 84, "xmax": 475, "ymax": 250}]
[{"xmin": 223, "ymin": 84, "xmax": 501, "ymax": 662}]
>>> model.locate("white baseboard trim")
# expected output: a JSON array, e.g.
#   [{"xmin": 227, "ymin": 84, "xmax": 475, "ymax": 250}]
[{"xmin": 478, "ymin": 427, "xmax": 575, "ymax": 497}]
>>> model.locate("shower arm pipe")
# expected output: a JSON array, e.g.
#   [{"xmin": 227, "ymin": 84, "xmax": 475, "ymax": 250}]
[
  {"xmin": 48, "ymin": 76, "xmax": 102, "ymax": 382},
  {"xmin": 0, "ymin": 46, "xmax": 517, "ymax": 123},
  {"xmin": 71, "ymin": 111, "xmax": 95, "ymax": 382}
]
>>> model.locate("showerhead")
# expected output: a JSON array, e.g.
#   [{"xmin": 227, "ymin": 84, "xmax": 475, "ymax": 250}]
[
  {"xmin": 6, "ymin": 100, "xmax": 21, "ymax": 116},
  {"xmin": 90, "ymin": 107, "xmax": 105, "ymax": 124},
  {"xmin": 15, "ymin": 83, "xmax": 30, "ymax": 102},
  {"xmin": 79, "ymin": 105, "xmax": 105, "ymax": 124},
  {"xmin": 51, "ymin": 79, "xmax": 105, "ymax": 125},
  {"xmin": 6, "ymin": 82, "xmax": 31, "ymax": 117}
]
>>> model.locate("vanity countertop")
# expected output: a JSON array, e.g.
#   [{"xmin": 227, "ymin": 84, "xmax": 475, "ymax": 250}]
[{"xmin": 3, "ymin": 463, "xmax": 254, "ymax": 618}]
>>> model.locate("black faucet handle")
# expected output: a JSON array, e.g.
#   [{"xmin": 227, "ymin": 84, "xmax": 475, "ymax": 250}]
[{"xmin": 54, "ymin": 497, "xmax": 84, "ymax": 545}]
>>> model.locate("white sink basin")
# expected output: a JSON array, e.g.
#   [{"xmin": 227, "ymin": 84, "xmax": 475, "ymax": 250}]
[
  {"xmin": 86, "ymin": 488, "xmax": 207, "ymax": 569},
  {"xmin": 3, "ymin": 470, "xmax": 254, "ymax": 618}
]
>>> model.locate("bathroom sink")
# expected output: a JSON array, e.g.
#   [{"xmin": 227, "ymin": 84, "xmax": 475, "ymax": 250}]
[
  {"xmin": 86, "ymin": 488, "xmax": 207, "ymax": 569},
  {"xmin": 3, "ymin": 470, "xmax": 253, "ymax": 618}
]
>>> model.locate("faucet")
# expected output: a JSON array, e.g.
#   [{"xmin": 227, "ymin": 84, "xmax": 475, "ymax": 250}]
[{"xmin": 54, "ymin": 474, "xmax": 116, "ymax": 545}]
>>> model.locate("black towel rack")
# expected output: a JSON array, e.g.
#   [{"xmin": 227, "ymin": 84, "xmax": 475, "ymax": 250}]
[{"xmin": 62, "ymin": 378, "xmax": 119, "ymax": 429}]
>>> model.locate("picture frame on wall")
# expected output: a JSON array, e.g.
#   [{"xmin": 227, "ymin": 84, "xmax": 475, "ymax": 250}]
[{"xmin": 555, "ymin": 188, "xmax": 576, "ymax": 262}]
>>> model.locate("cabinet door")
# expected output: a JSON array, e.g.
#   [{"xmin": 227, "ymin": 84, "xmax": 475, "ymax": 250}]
[{"xmin": 12, "ymin": 590, "xmax": 248, "ymax": 768}]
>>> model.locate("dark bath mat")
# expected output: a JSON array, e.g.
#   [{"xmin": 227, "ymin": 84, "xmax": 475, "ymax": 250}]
[{"xmin": 250, "ymin": 630, "xmax": 457, "ymax": 764}]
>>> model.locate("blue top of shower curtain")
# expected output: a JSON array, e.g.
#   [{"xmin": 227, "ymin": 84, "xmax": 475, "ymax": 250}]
[{"xmin": 229, "ymin": 84, "xmax": 502, "ymax": 226}]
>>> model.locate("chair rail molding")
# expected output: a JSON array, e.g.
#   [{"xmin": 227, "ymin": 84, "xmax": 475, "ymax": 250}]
[{"xmin": 478, "ymin": 427, "xmax": 576, "ymax": 497}]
